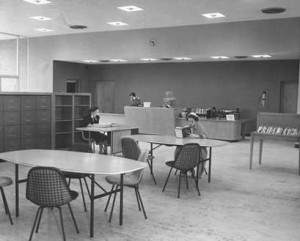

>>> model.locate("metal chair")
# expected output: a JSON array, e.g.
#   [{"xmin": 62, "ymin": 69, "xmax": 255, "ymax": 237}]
[
  {"xmin": 26, "ymin": 166, "xmax": 79, "ymax": 241},
  {"xmin": 162, "ymin": 143, "xmax": 202, "ymax": 198},
  {"xmin": 63, "ymin": 142, "xmax": 93, "ymax": 212},
  {"xmin": 0, "ymin": 176, "xmax": 13, "ymax": 224},
  {"xmin": 120, "ymin": 136, "xmax": 157, "ymax": 184},
  {"xmin": 104, "ymin": 150, "xmax": 148, "ymax": 222}
]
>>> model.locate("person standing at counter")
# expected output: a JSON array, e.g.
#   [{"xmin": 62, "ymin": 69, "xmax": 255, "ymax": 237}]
[
  {"xmin": 82, "ymin": 106, "xmax": 109, "ymax": 154},
  {"xmin": 129, "ymin": 92, "xmax": 143, "ymax": 106}
]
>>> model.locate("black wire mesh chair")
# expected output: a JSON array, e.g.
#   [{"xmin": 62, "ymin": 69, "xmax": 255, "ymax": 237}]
[
  {"xmin": 63, "ymin": 142, "xmax": 93, "ymax": 212},
  {"xmin": 162, "ymin": 143, "xmax": 202, "ymax": 198},
  {"xmin": 26, "ymin": 166, "xmax": 79, "ymax": 241},
  {"xmin": 0, "ymin": 176, "xmax": 13, "ymax": 225},
  {"xmin": 120, "ymin": 136, "xmax": 157, "ymax": 184},
  {"xmin": 104, "ymin": 150, "xmax": 148, "ymax": 222}
]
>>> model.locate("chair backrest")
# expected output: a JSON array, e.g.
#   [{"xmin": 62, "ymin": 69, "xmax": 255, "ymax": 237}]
[
  {"xmin": 174, "ymin": 143, "xmax": 201, "ymax": 171},
  {"xmin": 26, "ymin": 166, "xmax": 73, "ymax": 207},
  {"xmin": 121, "ymin": 137, "xmax": 141, "ymax": 160},
  {"xmin": 69, "ymin": 142, "xmax": 93, "ymax": 153}
]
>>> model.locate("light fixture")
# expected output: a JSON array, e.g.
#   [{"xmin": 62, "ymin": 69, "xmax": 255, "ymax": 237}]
[
  {"xmin": 110, "ymin": 59, "xmax": 127, "ymax": 62},
  {"xmin": 118, "ymin": 5, "xmax": 143, "ymax": 12},
  {"xmin": 261, "ymin": 7, "xmax": 286, "ymax": 14},
  {"xmin": 251, "ymin": 54, "xmax": 272, "ymax": 58},
  {"xmin": 23, "ymin": 0, "xmax": 51, "ymax": 5},
  {"xmin": 83, "ymin": 60, "xmax": 99, "ymax": 63},
  {"xmin": 107, "ymin": 21, "xmax": 128, "ymax": 26},
  {"xmin": 34, "ymin": 28, "xmax": 53, "ymax": 32},
  {"xmin": 202, "ymin": 12, "xmax": 225, "ymax": 19},
  {"xmin": 160, "ymin": 58, "xmax": 173, "ymax": 61},
  {"xmin": 210, "ymin": 56, "xmax": 229, "ymax": 59},
  {"xmin": 174, "ymin": 57, "xmax": 192, "ymax": 61},
  {"xmin": 30, "ymin": 16, "xmax": 52, "ymax": 21},
  {"xmin": 140, "ymin": 58, "xmax": 157, "ymax": 61}
]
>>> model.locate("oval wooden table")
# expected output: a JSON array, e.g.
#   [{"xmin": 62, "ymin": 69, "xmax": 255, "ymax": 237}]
[{"xmin": 0, "ymin": 149, "xmax": 147, "ymax": 238}]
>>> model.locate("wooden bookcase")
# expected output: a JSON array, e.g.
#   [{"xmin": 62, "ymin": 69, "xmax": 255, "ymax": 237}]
[{"xmin": 52, "ymin": 93, "xmax": 91, "ymax": 149}]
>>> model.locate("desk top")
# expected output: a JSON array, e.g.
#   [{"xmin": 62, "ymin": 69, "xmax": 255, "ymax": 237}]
[
  {"xmin": 0, "ymin": 149, "xmax": 147, "ymax": 175},
  {"xmin": 130, "ymin": 134, "xmax": 228, "ymax": 147},
  {"xmin": 76, "ymin": 124, "xmax": 138, "ymax": 132}
]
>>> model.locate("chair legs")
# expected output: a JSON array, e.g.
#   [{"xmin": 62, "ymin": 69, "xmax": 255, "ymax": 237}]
[
  {"xmin": 68, "ymin": 177, "xmax": 90, "ymax": 212},
  {"xmin": 105, "ymin": 184, "xmax": 147, "ymax": 222},
  {"xmin": 29, "ymin": 205, "xmax": 79, "ymax": 241},
  {"xmin": 0, "ymin": 187, "xmax": 13, "ymax": 225}
]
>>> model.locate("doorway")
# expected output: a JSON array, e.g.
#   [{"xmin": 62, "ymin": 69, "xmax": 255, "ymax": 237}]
[
  {"xmin": 279, "ymin": 81, "xmax": 298, "ymax": 113},
  {"xmin": 95, "ymin": 81, "xmax": 115, "ymax": 113}
]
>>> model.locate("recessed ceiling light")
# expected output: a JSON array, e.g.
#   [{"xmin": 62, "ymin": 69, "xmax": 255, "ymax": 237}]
[
  {"xmin": 69, "ymin": 25, "xmax": 88, "ymax": 30},
  {"xmin": 107, "ymin": 21, "xmax": 128, "ymax": 26},
  {"xmin": 34, "ymin": 28, "xmax": 53, "ymax": 32},
  {"xmin": 202, "ymin": 12, "xmax": 225, "ymax": 19},
  {"xmin": 160, "ymin": 58, "xmax": 173, "ymax": 61},
  {"xmin": 99, "ymin": 60, "xmax": 110, "ymax": 62},
  {"xmin": 261, "ymin": 7, "xmax": 286, "ymax": 14},
  {"xmin": 118, "ymin": 6, "xmax": 144, "ymax": 12},
  {"xmin": 234, "ymin": 56, "xmax": 248, "ymax": 59},
  {"xmin": 174, "ymin": 57, "xmax": 192, "ymax": 61},
  {"xmin": 83, "ymin": 60, "xmax": 99, "ymax": 63},
  {"xmin": 211, "ymin": 56, "xmax": 229, "ymax": 59},
  {"xmin": 110, "ymin": 59, "xmax": 127, "ymax": 62},
  {"xmin": 251, "ymin": 54, "xmax": 272, "ymax": 58},
  {"xmin": 30, "ymin": 16, "xmax": 52, "ymax": 21},
  {"xmin": 23, "ymin": 0, "xmax": 51, "ymax": 5},
  {"xmin": 140, "ymin": 58, "xmax": 157, "ymax": 61}
]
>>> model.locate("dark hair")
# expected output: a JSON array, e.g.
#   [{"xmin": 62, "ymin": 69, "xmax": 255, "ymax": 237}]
[
  {"xmin": 89, "ymin": 106, "xmax": 99, "ymax": 113},
  {"xmin": 129, "ymin": 92, "xmax": 136, "ymax": 97},
  {"xmin": 187, "ymin": 112, "xmax": 199, "ymax": 121}
]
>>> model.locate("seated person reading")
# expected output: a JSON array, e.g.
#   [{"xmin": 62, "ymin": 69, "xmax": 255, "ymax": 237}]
[
  {"xmin": 129, "ymin": 92, "xmax": 142, "ymax": 106},
  {"xmin": 82, "ymin": 106, "xmax": 109, "ymax": 154}
]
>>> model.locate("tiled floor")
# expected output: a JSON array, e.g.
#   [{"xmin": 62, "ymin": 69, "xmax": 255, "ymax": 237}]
[{"xmin": 0, "ymin": 138, "xmax": 299, "ymax": 241}]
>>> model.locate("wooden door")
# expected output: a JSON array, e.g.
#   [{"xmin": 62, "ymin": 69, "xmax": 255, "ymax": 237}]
[
  {"xmin": 280, "ymin": 81, "xmax": 298, "ymax": 113},
  {"xmin": 95, "ymin": 81, "xmax": 115, "ymax": 113}
]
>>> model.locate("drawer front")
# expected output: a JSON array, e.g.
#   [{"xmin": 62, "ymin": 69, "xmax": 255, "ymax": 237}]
[
  {"xmin": 0, "ymin": 127, "xmax": 3, "ymax": 153},
  {"xmin": 36, "ymin": 95, "xmax": 51, "ymax": 109},
  {"xmin": 3, "ymin": 96, "xmax": 21, "ymax": 111},
  {"xmin": 36, "ymin": 110, "xmax": 51, "ymax": 122},
  {"xmin": 35, "ymin": 137, "xmax": 51, "ymax": 149},
  {"xmin": 4, "ymin": 125, "xmax": 21, "ymax": 139},
  {"xmin": 3, "ymin": 111, "xmax": 21, "ymax": 125},
  {"xmin": 4, "ymin": 139, "xmax": 21, "ymax": 152},
  {"xmin": 21, "ymin": 138, "xmax": 36, "ymax": 149},
  {"xmin": 0, "ymin": 96, "xmax": 3, "ymax": 112},
  {"xmin": 21, "ymin": 96, "xmax": 36, "ymax": 110},
  {"xmin": 0, "ymin": 113, "xmax": 3, "ymax": 126},
  {"xmin": 21, "ymin": 125, "xmax": 36, "ymax": 139},
  {"xmin": 21, "ymin": 110, "xmax": 36, "ymax": 124}
]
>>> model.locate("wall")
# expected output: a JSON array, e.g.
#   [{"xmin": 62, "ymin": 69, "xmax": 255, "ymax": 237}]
[
  {"xmin": 88, "ymin": 60, "xmax": 299, "ymax": 121},
  {"xmin": 53, "ymin": 61, "xmax": 90, "ymax": 92}
]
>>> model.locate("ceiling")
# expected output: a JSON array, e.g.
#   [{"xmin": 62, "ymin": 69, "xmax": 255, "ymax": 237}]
[{"xmin": 1, "ymin": 0, "xmax": 300, "ymax": 62}]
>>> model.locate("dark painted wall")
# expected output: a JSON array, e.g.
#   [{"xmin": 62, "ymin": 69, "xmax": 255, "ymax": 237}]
[
  {"xmin": 53, "ymin": 61, "xmax": 90, "ymax": 92},
  {"xmin": 89, "ymin": 60, "xmax": 299, "ymax": 120}
]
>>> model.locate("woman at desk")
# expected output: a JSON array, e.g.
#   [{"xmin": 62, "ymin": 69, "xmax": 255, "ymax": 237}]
[{"xmin": 83, "ymin": 106, "xmax": 109, "ymax": 154}]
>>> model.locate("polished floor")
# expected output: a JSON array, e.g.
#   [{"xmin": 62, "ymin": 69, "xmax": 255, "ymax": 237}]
[{"xmin": 0, "ymin": 138, "xmax": 299, "ymax": 241}]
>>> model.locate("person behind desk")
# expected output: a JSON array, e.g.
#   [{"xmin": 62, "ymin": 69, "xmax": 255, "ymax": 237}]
[
  {"xmin": 129, "ymin": 92, "xmax": 142, "ymax": 106},
  {"xmin": 82, "ymin": 106, "xmax": 109, "ymax": 154}
]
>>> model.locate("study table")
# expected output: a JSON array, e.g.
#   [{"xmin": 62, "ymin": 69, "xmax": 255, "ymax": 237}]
[
  {"xmin": 0, "ymin": 149, "xmax": 147, "ymax": 238},
  {"xmin": 76, "ymin": 124, "xmax": 138, "ymax": 154},
  {"xmin": 130, "ymin": 134, "xmax": 228, "ymax": 183}
]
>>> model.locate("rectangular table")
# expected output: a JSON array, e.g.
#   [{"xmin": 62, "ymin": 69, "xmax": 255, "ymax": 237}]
[
  {"xmin": 76, "ymin": 124, "xmax": 138, "ymax": 154},
  {"xmin": 249, "ymin": 132, "xmax": 300, "ymax": 174},
  {"xmin": 130, "ymin": 134, "xmax": 228, "ymax": 183},
  {"xmin": 0, "ymin": 149, "xmax": 147, "ymax": 238}
]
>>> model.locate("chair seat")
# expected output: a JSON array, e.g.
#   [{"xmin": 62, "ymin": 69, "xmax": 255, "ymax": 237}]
[
  {"xmin": 63, "ymin": 171, "xmax": 89, "ymax": 179},
  {"xmin": 0, "ymin": 176, "xmax": 13, "ymax": 187},
  {"xmin": 70, "ymin": 190, "xmax": 79, "ymax": 201},
  {"xmin": 106, "ymin": 174, "xmax": 139, "ymax": 187}
]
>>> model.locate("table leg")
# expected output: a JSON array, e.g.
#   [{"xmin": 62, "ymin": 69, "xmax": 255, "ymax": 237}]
[
  {"xmin": 15, "ymin": 164, "xmax": 19, "ymax": 217},
  {"xmin": 208, "ymin": 147, "xmax": 212, "ymax": 183},
  {"xmin": 119, "ymin": 173, "xmax": 124, "ymax": 226},
  {"xmin": 90, "ymin": 174, "xmax": 95, "ymax": 238},
  {"xmin": 249, "ymin": 134, "xmax": 254, "ymax": 169},
  {"xmin": 259, "ymin": 139, "xmax": 263, "ymax": 165}
]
